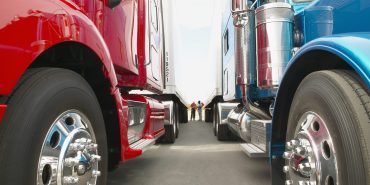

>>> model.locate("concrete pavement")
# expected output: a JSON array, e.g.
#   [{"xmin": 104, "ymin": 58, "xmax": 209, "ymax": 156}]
[{"xmin": 108, "ymin": 121, "xmax": 271, "ymax": 185}]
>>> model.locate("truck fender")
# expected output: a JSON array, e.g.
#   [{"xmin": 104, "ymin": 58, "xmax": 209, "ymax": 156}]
[
  {"xmin": 0, "ymin": 0, "xmax": 118, "ymax": 96},
  {"xmin": 0, "ymin": 0, "xmax": 125, "ymax": 165},
  {"xmin": 270, "ymin": 33, "xmax": 370, "ymax": 183}
]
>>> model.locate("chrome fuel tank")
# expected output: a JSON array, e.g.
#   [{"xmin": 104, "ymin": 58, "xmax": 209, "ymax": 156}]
[
  {"xmin": 255, "ymin": 2, "xmax": 294, "ymax": 88},
  {"xmin": 233, "ymin": 3, "xmax": 256, "ymax": 87}
]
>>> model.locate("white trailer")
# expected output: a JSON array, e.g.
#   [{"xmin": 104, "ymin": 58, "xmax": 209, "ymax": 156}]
[{"xmin": 204, "ymin": 0, "xmax": 227, "ymax": 124}]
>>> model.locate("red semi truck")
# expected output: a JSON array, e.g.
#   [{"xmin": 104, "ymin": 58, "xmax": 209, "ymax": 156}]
[{"xmin": 0, "ymin": 0, "xmax": 186, "ymax": 184}]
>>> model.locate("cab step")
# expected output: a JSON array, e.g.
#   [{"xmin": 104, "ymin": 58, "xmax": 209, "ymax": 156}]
[
  {"xmin": 240, "ymin": 120, "xmax": 272, "ymax": 158},
  {"xmin": 240, "ymin": 143, "xmax": 268, "ymax": 158},
  {"xmin": 129, "ymin": 138, "xmax": 156, "ymax": 152}
]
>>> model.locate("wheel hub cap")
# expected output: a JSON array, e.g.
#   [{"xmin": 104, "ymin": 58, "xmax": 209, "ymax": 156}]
[
  {"xmin": 284, "ymin": 112, "xmax": 338, "ymax": 185},
  {"xmin": 37, "ymin": 110, "xmax": 101, "ymax": 185}
]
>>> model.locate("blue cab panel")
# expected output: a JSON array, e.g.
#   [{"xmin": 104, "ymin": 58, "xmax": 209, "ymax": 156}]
[
  {"xmin": 295, "ymin": 0, "xmax": 370, "ymax": 44},
  {"xmin": 291, "ymin": 0, "xmax": 370, "ymax": 85}
]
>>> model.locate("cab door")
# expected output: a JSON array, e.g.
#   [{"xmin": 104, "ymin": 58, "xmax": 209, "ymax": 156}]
[
  {"xmin": 103, "ymin": 0, "xmax": 139, "ymax": 76},
  {"xmin": 146, "ymin": 0, "xmax": 163, "ymax": 90}
]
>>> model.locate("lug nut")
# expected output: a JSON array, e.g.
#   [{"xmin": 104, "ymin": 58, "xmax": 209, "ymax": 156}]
[
  {"xmin": 69, "ymin": 143, "xmax": 85, "ymax": 151},
  {"xmin": 305, "ymin": 146, "xmax": 312, "ymax": 153},
  {"xmin": 298, "ymin": 162, "xmax": 314, "ymax": 177},
  {"xmin": 76, "ymin": 138, "xmax": 90, "ymax": 144},
  {"xmin": 286, "ymin": 139, "xmax": 301, "ymax": 150},
  {"xmin": 90, "ymin": 154, "xmax": 101, "ymax": 162},
  {"xmin": 298, "ymin": 163, "xmax": 312, "ymax": 173},
  {"xmin": 76, "ymin": 164, "xmax": 86, "ymax": 175},
  {"xmin": 286, "ymin": 142, "xmax": 293, "ymax": 150},
  {"xmin": 64, "ymin": 157, "xmax": 79, "ymax": 167},
  {"xmin": 291, "ymin": 139, "xmax": 300, "ymax": 147},
  {"xmin": 285, "ymin": 180, "xmax": 293, "ymax": 185},
  {"xmin": 294, "ymin": 146, "xmax": 307, "ymax": 156},
  {"xmin": 86, "ymin": 143, "xmax": 98, "ymax": 151},
  {"xmin": 283, "ymin": 165, "xmax": 290, "ymax": 173},
  {"xmin": 283, "ymin": 151, "xmax": 293, "ymax": 159},
  {"xmin": 92, "ymin": 170, "xmax": 101, "ymax": 177},
  {"xmin": 63, "ymin": 176, "xmax": 79, "ymax": 184}
]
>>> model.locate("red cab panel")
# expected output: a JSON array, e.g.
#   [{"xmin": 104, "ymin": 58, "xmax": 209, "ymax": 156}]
[
  {"xmin": 0, "ymin": 105, "xmax": 7, "ymax": 124},
  {"xmin": 111, "ymin": 0, "xmax": 164, "ymax": 93},
  {"xmin": 103, "ymin": 0, "xmax": 139, "ymax": 76}
]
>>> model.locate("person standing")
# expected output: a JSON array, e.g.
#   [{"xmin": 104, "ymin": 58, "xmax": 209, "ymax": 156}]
[
  {"xmin": 190, "ymin": 102, "xmax": 196, "ymax": 121},
  {"xmin": 197, "ymin": 100, "xmax": 204, "ymax": 121}
]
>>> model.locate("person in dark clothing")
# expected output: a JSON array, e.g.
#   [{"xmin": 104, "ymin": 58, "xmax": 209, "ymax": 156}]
[{"xmin": 190, "ymin": 102, "xmax": 196, "ymax": 121}]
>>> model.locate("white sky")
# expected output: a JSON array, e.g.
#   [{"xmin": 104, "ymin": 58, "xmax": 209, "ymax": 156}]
[{"xmin": 172, "ymin": 0, "xmax": 227, "ymax": 105}]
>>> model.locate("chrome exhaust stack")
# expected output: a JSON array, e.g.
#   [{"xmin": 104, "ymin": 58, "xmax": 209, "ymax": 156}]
[
  {"xmin": 229, "ymin": 0, "xmax": 294, "ymax": 158},
  {"xmin": 231, "ymin": 0, "xmax": 269, "ymax": 118},
  {"xmin": 231, "ymin": 0, "xmax": 256, "ymax": 108}
]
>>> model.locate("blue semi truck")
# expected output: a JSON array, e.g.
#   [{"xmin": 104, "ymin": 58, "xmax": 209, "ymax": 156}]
[{"xmin": 205, "ymin": 0, "xmax": 370, "ymax": 184}]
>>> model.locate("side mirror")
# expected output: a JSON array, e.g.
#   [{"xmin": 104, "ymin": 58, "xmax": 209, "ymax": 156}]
[
  {"xmin": 107, "ymin": 0, "xmax": 121, "ymax": 8},
  {"xmin": 232, "ymin": 0, "xmax": 247, "ymax": 12}
]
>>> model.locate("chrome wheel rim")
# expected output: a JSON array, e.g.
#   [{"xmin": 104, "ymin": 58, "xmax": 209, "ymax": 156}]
[
  {"xmin": 37, "ymin": 110, "xmax": 101, "ymax": 185},
  {"xmin": 284, "ymin": 111, "xmax": 338, "ymax": 185}
]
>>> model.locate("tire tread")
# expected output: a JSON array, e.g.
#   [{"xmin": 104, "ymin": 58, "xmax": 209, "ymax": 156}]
[{"xmin": 338, "ymin": 70, "xmax": 370, "ymax": 184}]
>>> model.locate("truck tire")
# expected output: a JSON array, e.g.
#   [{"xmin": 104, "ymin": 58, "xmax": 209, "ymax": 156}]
[
  {"xmin": 162, "ymin": 124, "xmax": 176, "ymax": 143},
  {"xmin": 175, "ymin": 122, "xmax": 179, "ymax": 138},
  {"xmin": 0, "ymin": 68, "xmax": 108, "ymax": 185},
  {"xmin": 179, "ymin": 106, "xmax": 187, "ymax": 124},
  {"xmin": 285, "ymin": 70, "xmax": 370, "ymax": 185},
  {"xmin": 217, "ymin": 123, "xmax": 231, "ymax": 141},
  {"xmin": 205, "ymin": 108, "xmax": 213, "ymax": 122},
  {"xmin": 213, "ymin": 104, "xmax": 218, "ymax": 136},
  {"xmin": 214, "ymin": 103, "xmax": 233, "ymax": 141},
  {"xmin": 160, "ymin": 102, "xmax": 178, "ymax": 143},
  {"xmin": 175, "ymin": 103, "xmax": 179, "ymax": 138}
]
